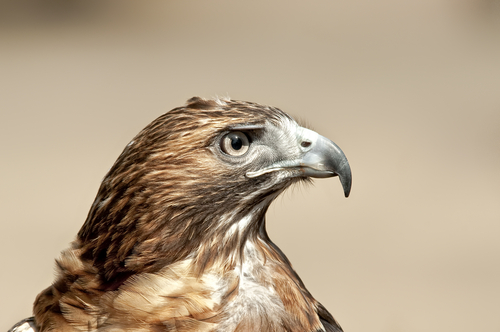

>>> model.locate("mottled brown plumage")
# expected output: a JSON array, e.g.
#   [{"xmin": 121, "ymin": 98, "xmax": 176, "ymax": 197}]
[{"xmin": 13, "ymin": 97, "xmax": 351, "ymax": 332}]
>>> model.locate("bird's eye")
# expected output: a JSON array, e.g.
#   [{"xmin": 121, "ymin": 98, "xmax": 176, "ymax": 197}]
[{"xmin": 220, "ymin": 131, "xmax": 250, "ymax": 156}]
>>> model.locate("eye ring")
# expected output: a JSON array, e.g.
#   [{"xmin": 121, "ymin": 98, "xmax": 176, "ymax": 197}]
[{"xmin": 220, "ymin": 131, "xmax": 250, "ymax": 156}]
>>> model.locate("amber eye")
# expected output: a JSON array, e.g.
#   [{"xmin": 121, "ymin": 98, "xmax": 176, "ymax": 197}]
[{"xmin": 220, "ymin": 131, "xmax": 250, "ymax": 156}]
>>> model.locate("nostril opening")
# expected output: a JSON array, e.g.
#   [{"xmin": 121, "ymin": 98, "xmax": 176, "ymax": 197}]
[{"xmin": 301, "ymin": 141, "xmax": 311, "ymax": 148}]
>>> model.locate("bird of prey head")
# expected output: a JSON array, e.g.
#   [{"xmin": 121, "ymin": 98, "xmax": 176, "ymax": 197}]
[{"xmin": 14, "ymin": 97, "xmax": 351, "ymax": 332}]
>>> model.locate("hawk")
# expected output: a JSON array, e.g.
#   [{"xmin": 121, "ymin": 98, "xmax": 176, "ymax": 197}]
[{"xmin": 10, "ymin": 97, "xmax": 352, "ymax": 332}]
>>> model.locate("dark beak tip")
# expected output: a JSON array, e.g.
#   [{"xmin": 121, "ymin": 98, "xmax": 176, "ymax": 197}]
[
  {"xmin": 339, "ymin": 173, "xmax": 352, "ymax": 198},
  {"xmin": 343, "ymin": 184, "xmax": 351, "ymax": 198}
]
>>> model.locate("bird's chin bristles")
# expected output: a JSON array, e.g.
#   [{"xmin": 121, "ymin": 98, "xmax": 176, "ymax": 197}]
[{"xmin": 280, "ymin": 176, "xmax": 314, "ymax": 200}]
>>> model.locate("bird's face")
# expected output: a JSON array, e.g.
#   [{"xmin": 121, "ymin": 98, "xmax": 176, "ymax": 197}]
[
  {"xmin": 131, "ymin": 98, "xmax": 351, "ymax": 215},
  {"xmin": 79, "ymin": 97, "xmax": 351, "ymax": 278},
  {"xmin": 209, "ymin": 116, "xmax": 351, "ymax": 198}
]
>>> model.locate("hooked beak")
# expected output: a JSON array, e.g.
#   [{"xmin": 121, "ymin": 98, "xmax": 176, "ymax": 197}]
[
  {"xmin": 246, "ymin": 127, "xmax": 352, "ymax": 198},
  {"xmin": 299, "ymin": 130, "xmax": 352, "ymax": 197}
]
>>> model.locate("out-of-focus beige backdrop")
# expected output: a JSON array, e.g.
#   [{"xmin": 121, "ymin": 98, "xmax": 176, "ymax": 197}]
[{"xmin": 1, "ymin": 0, "xmax": 499, "ymax": 331}]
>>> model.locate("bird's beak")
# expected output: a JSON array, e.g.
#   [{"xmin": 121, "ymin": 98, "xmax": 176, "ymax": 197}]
[
  {"xmin": 246, "ymin": 126, "xmax": 352, "ymax": 198},
  {"xmin": 298, "ymin": 128, "xmax": 352, "ymax": 197}
]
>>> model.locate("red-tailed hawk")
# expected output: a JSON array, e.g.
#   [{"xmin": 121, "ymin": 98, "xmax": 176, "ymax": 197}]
[{"xmin": 10, "ymin": 97, "xmax": 352, "ymax": 332}]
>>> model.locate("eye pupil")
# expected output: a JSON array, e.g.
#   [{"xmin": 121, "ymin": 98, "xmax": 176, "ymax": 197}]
[{"xmin": 231, "ymin": 137, "xmax": 242, "ymax": 150}]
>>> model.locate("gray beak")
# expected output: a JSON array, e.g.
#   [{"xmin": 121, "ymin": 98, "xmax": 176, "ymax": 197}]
[
  {"xmin": 246, "ymin": 126, "xmax": 352, "ymax": 198},
  {"xmin": 300, "ymin": 132, "xmax": 352, "ymax": 197}
]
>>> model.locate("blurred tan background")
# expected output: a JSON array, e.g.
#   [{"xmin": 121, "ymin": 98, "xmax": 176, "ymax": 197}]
[{"xmin": 1, "ymin": 0, "xmax": 499, "ymax": 331}]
